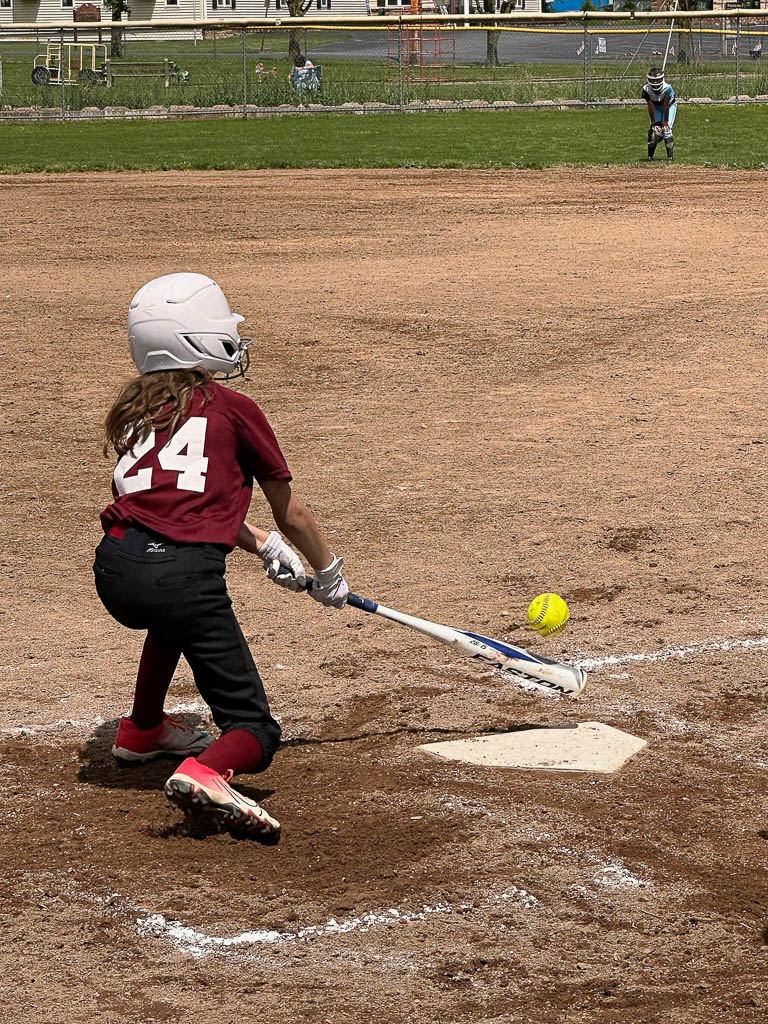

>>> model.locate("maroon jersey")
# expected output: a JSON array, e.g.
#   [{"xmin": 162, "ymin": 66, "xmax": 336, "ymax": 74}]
[{"xmin": 101, "ymin": 382, "xmax": 291, "ymax": 548}]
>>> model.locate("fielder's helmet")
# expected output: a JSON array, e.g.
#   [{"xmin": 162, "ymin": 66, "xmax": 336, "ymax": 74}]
[
  {"xmin": 647, "ymin": 68, "xmax": 666, "ymax": 96},
  {"xmin": 128, "ymin": 272, "xmax": 250, "ymax": 377}
]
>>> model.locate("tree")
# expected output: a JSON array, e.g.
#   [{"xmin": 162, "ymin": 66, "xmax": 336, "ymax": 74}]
[
  {"xmin": 674, "ymin": 0, "xmax": 705, "ymax": 67},
  {"xmin": 103, "ymin": 0, "xmax": 130, "ymax": 59},
  {"xmin": 481, "ymin": 0, "xmax": 518, "ymax": 68},
  {"xmin": 286, "ymin": 0, "xmax": 315, "ymax": 63}
]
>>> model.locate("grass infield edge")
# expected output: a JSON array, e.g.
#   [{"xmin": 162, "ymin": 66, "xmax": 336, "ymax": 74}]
[{"xmin": 0, "ymin": 105, "xmax": 767, "ymax": 173}]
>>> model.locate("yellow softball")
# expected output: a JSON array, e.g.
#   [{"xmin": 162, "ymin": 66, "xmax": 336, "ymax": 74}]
[{"xmin": 527, "ymin": 593, "xmax": 570, "ymax": 637}]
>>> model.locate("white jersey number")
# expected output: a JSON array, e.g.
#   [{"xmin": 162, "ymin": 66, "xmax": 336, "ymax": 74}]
[{"xmin": 114, "ymin": 417, "xmax": 209, "ymax": 496}]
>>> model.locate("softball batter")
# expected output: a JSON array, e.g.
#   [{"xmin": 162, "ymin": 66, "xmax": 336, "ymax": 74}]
[{"xmin": 94, "ymin": 272, "xmax": 347, "ymax": 840}]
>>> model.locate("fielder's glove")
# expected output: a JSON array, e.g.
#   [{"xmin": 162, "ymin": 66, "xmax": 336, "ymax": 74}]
[
  {"xmin": 257, "ymin": 531, "xmax": 307, "ymax": 592},
  {"xmin": 309, "ymin": 554, "xmax": 349, "ymax": 609},
  {"xmin": 651, "ymin": 123, "xmax": 665, "ymax": 142}
]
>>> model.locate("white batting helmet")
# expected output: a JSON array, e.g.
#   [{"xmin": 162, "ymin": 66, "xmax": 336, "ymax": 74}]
[
  {"xmin": 128, "ymin": 272, "xmax": 251, "ymax": 377},
  {"xmin": 646, "ymin": 69, "xmax": 666, "ymax": 96}
]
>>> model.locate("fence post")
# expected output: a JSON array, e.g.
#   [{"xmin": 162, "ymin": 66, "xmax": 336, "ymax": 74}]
[
  {"xmin": 398, "ymin": 18, "xmax": 404, "ymax": 112},
  {"xmin": 582, "ymin": 16, "xmax": 588, "ymax": 107},
  {"xmin": 735, "ymin": 17, "xmax": 740, "ymax": 103},
  {"xmin": 242, "ymin": 28, "xmax": 247, "ymax": 119},
  {"xmin": 60, "ymin": 27, "xmax": 66, "ymax": 120}
]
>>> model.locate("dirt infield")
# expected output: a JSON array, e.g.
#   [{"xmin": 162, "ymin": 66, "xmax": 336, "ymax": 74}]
[{"xmin": 1, "ymin": 167, "xmax": 767, "ymax": 1024}]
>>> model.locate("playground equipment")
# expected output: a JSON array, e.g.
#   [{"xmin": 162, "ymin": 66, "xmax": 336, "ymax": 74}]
[
  {"xmin": 31, "ymin": 42, "xmax": 189, "ymax": 88},
  {"xmin": 387, "ymin": 0, "xmax": 456, "ymax": 84},
  {"xmin": 31, "ymin": 42, "xmax": 107, "ymax": 86}
]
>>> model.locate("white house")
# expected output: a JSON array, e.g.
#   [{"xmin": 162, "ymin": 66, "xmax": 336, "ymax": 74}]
[
  {"xmin": 7, "ymin": 0, "xmax": 758, "ymax": 36},
  {"xmin": 0, "ymin": 0, "xmax": 537, "ymax": 31},
  {"xmin": 0, "ymin": 0, "xmax": 374, "ymax": 28}
]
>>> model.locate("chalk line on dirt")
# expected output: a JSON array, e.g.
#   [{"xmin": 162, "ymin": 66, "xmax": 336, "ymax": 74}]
[
  {"xmin": 137, "ymin": 905, "xmax": 452, "ymax": 957},
  {"xmin": 0, "ymin": 703, "xmax": 204, "ymax": 737},
  {"xmin": 493, "ymin": 634, "xmax": 768, "ymax": 697},
  {"xmin": 593, "ymin": 860, "xmax": 651, "ymax": 890},
  {"xmin": 0, "ymin": 716, "xmax": 107, "ymax": 738},
  {"xmin": 575, "ymin": 635, "xmax": 768, "ymax": 671},
  {"xmin": 136, "ymin": 886, "xmax": 538, "ymax": 958}
]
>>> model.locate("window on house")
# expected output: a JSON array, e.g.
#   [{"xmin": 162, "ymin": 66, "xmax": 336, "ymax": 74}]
[
  {"xmin": 212, "ymin": 0, "xmax": 235, "ymax": 8},
  {"xmin": 0, "ymin": 0, "xmax": 12, "ymax": 8},
  {"xmin": 61, "ymin": 0, "xmax": 74, "ymax": 7},
  {"xmin": 166, "ymin": 0, "xmax": 179, "ymax": 6},
  {"xmin": 317, "ymin": 0, "xmax": 331, "ymax": 8}
]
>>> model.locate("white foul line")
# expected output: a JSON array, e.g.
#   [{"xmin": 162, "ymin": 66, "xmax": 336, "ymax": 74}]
[{"xmin": 575, "ymin": 635, "xmax": 768, "ymax": 671}]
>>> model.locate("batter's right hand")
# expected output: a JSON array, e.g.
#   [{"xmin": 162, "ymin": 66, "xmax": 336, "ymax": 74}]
[
  {"xmin": 309, "ymin": 554, "xmax": 349, "ymax": 609},
  {"xmin": 258, "ymin": 531, "xmax": 307, "ymax": 592}
]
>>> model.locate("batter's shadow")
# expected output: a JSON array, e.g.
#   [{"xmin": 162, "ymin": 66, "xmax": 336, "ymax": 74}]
[{"xmin": 76, "ymin": 716, "xmax": 276, "ymax": 805}]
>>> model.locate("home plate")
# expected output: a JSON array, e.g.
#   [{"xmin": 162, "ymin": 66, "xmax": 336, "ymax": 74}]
[{"xmin": 418, "ymin": 722, "xmax": 646, "ymax": 774}]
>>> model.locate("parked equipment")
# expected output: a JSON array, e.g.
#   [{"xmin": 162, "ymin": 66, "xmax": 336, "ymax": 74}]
[
  {"xmin": 31, "ymin": 43, "xmax": 189, "ymax": 88},
  {"xmin": 31, "ymin": 42, "xmax": 107, "ymax": 86}
]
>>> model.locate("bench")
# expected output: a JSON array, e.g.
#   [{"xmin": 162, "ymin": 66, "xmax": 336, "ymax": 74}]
[{"xmin": 103, "ymin": 59, "xmax": 189, "ymax": 88}]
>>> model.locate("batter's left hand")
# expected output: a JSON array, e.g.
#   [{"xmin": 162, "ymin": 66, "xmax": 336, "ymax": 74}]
[{"xmin": 309, "ymin": 554, "xmax": 349, "ymax": 609}]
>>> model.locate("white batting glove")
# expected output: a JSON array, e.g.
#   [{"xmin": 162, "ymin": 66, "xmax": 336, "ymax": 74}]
[
  {"xmin": 309, "ymin": 554, "xmax": 349, "ymax": 609},
  {"xmin": 257, "ymin": 531, "xmax": 307, "ymax": 592}
]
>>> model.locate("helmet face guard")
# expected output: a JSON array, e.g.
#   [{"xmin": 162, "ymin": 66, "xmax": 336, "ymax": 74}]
[
  {"xmin": 647, "ymin": 71, "xmax": 666, "ymax": 96},
  {"xmin": 216, "ymin": 335, "xmax": 252, "ymax": 380}
]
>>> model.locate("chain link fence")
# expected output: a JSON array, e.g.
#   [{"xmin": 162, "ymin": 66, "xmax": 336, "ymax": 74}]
[{"xmin": 1, "ymin": 14, "xmax": 767, "ymax": 119}]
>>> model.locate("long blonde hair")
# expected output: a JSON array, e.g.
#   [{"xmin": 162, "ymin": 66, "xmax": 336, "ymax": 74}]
[{"xmin": 104, "ymin": 368, "xmax": 213, "ymax": 458}]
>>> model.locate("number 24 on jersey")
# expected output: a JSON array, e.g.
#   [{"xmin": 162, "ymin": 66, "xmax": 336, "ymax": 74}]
[{"xmin": 114, "ymin": 417, "xmax": 209, "ymax": 496}]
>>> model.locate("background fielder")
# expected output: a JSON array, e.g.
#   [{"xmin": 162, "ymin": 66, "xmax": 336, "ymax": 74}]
[{"xmin": 643, "ymin": 67, "xmax": 676, "ymax": 162}]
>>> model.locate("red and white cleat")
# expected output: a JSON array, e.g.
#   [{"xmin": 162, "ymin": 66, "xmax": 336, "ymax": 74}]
[
  {"xmin": 164, "ymin": 757, "xmax": 281, "ymax": 840},
  {"xmin": 112, "ymin": 713, "xmax": 213, "ymax": 763}
]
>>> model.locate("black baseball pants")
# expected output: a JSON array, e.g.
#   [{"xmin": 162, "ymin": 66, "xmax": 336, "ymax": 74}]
[{"xmin": 93, "ymin": 525, "xmax": 281, "ymax": 770}]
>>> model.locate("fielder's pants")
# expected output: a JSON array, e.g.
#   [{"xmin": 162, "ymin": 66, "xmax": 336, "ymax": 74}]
[
  {"xmin": 652, "ymin": 101, "xmax": 677, "ymax": 136},
  {"xmin": 93, "ymin": 525, "xmax": 281, "ymax": 769}
]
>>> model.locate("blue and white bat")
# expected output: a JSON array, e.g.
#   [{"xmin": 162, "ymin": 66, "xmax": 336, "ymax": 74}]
[{"xmin": 334, "ymin": 590, "xmax": 587, "ymax": 697}]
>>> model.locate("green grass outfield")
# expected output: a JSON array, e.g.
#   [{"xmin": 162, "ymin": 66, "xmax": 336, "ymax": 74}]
[{"xmin": 1, "ymin": 105, "xmax": 767, "ymax": 173}]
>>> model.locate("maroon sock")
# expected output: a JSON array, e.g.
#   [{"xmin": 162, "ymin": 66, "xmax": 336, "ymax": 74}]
[
  {"xmin": 130, "ymin": 635, "xmax": 182, "ymax": 731},
  {"xmin": 197, "ymin": 729, "xmax": 264, "ymax": 776}
]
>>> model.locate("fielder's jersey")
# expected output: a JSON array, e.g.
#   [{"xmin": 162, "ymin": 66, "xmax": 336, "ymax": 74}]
[
  {"xmin": 642, "ymin": 82, "xmax": 676, "ymax": 106},
  {"xmin": 101, "ymin": 382, "xmax": 292, "ymax": 548}
]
